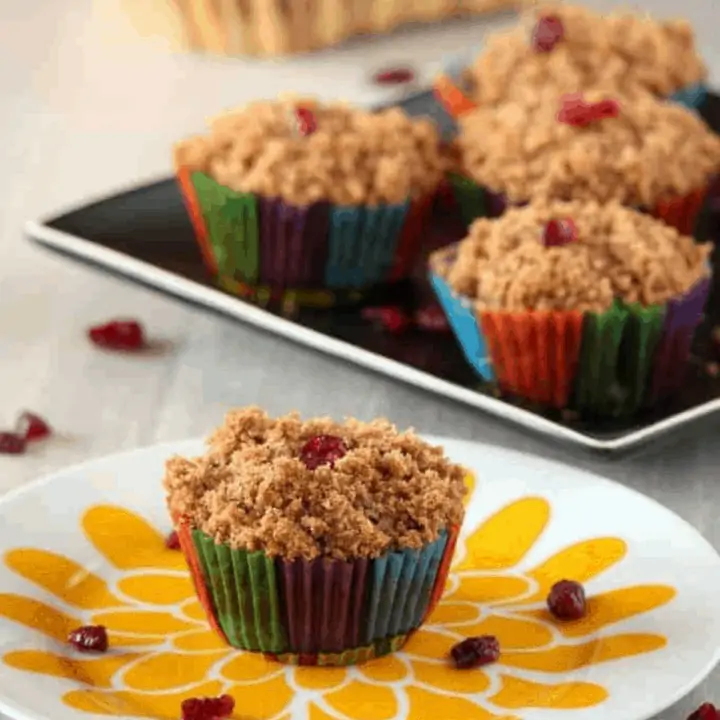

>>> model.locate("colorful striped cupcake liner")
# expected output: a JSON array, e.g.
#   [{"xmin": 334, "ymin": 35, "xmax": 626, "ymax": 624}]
[
  {"xmin": 177, "ymin": 168, "xmax": 431, "ymax": 306},
  {"xmin": 176, "ymin": 518, "xmax": 458, "ymax": 666},
  {"xmin": 447, "ymin": 172, "xmax": 710, "ymax": 237},
  {"xmin": 430, "ymin": 250, "xmax": 710, "ymax": 417}
]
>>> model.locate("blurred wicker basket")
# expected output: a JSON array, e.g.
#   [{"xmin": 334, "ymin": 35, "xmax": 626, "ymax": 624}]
[{"xmin": 118, "ymin": 0, "xmax": 518, "ymax": 57}]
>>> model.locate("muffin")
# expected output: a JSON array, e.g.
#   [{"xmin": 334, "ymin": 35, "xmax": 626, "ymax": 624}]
[
  {"xmin": 435, "ymin": 3, "xmax": 708, "ymax": 117},
  {"xmin": 174, "ymin": 98, "xmax": 446, "ymax": 308},
  {"xmin": 430, "ymin": 200, "xmax": 713, "ymax": 417},
  {"xmin": 448, "ymin": 88, "xmax": 720, "ymax": 233},
  {"xmin": 164, "ymin": 408, "xmax": 467, "ymax": 665}
]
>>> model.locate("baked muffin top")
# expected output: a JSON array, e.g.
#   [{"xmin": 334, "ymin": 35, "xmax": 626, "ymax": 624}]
[
  {"xmin": 430, "ymin": 199, "xmax": 712, "ymax": 313},
  {"xmin": 464, "ymin": 3, "xmax": 706, "ymax": 106},
  {"xmin": 164, "ymin": 407, "xmax": 467, "ymax": 561},
  {"xmin": 457, "ymin": 88, "xmax": 720, "ymax": 206},
  {"xmin": 173, "ymin": 97, "xmax": 446, "ymax": 207}
]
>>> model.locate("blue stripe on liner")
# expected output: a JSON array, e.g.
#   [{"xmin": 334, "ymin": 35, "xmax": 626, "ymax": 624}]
[
  {"xmin": 325, "ymin": 203, "xmax": 409, "ymax": 288},
  {"xmin": 669, "ymin": 82, "xmax": 708, "ymax": 110},
  {"xmin": 362, "ymin": 531, "xmax": 448, "ymax": 645},
  {"xmin": 430, "ymin": 271, "xmax": 495, "ymax": 382}
]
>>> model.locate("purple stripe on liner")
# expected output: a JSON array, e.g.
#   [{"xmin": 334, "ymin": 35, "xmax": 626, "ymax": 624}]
[
  {"xmin": 279, "ymin": 557, "xmax": 368, "ymax": 654},
  {"xmin": 648, "ymin": 276, "xmax": 711, "ymax": 404},
  {"xmin": 258, "ymin": 198, "xmax": 330, "ymax": 288}
]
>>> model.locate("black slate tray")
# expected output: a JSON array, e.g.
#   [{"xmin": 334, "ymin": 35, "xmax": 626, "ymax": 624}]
[{"xmin": 25, "ymin": 89, "xmax": 720, "ymax": 452}]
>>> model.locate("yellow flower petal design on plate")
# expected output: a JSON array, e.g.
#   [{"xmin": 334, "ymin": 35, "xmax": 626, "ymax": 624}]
[
  {"xmin": 63, "ymin": 681, "xmax": 223, "ymax": 718},
  {"xmin": 513, "ymin": 538, "xmax": 627, "ymax": 604},
  {"xmin": 91, "ymin": 610, "xmax": 198, "ymax": 635},
  {"xmin": 406, "ymin": 687, "xmax": 512, "ymax": 720},
  {"xmin": 453, "ymin": 498, "xmax": 550, "ymax": 571},
  {"xmin": 123, "ymin": 651, "xmax": 228, "ymax": 691},
  {"xmin": 489, "ymin": 674, "xmax": 608, "ymax": 709},
  {"xmin": 325, "ymin": 681, "xmax": 398, "ymax": 720},
  {"xmin": 117, "ymin": 574, "xmax": 195, "ymax": 605},
  {"xmin": 458, "ymin": 614, "xmax": 554, "ymax": 649},
  {"xmin": 102, "ymin": 634, "xmax": 166, "ymax": 648},
  {"xmin": 82, "ymin": 506, "xmax": 185, "ymax": 571},
  {"xmin": 499, "ymin": 633, "xmax": 667, "ymax": 672},
  {"xmin": 403, "ymin": 628, "xmax": 453, "ymax": 660},
  {"xmin": 227, "ymin": 676, "xmax": 293, "ymax": 719},
  {"xmin": 294, "ymin": 666, "xmax": 348, "ymax": 690},
  {"xmin": 4, "ymin": 549, "xmax": 126, "ymax": 610},
  {"xmin": 412, "ymin": 659, "xmax": 490, "ymax": 694},
  {"xmin": 180, "ymin": 600, "xmax": 207, "ymax": 621},
  {"xmin": 3, "ymin": 650, "xmax": 141, "ymax": 688},
  {"xmin": 0, "ymin": 594, "xmax": 80, "ymax": 641},
  {"xmin": 309, "ymin": 704, "xmax": 338, "ymax": 720},
  {"xmin": 220, "ymin": 652, "xmax": 283, "ymax": 682},
  {"xmin": 446, "ymin": 575, "xmax": 529, "ymax": 604},
  {"xmin": 463, "ymin": 472, "xmax": 476, "ymax": 506},
  {"xmin": 425, "ymin": 602, "xmax": 481, "ymax": 626},
  {"xmin": 521, "ymin": 584, "xmax": 676, "ymax": 638},
  {"xmin": 357, "ymin": 655, "xmax": 407, "ymax": 682},
  {"xmin": 173, "ymin": 630, "xmax": 228, "ymax": 651}
]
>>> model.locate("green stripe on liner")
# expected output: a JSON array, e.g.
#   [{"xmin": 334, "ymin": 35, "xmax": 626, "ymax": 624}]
[
  {"xmin": 448, "ymin": 173, "xmax": 487, "ymax": 226},
  {"xmin": 191, "ymin": 531, "xmax": 287, "ymax": 653},
  {"xmin": 191, "ymin": 172, "xmax": 260, "ymax": 283},
  {"xmin": 574, "ymin": 300, "xmax": 666, "ymax": 417}
]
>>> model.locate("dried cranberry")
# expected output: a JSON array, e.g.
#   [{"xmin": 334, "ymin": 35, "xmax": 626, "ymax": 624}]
[
  {"xmin": 450, "ymin": 635, "xmax": 500, "ymax": 669},
  {"xmin": 16, "ymin": 412, "xmax": 51, "ymax": 441},
  {"xmin": 165, "ymin": 530, "xmax": 181, "ymax": 550},
  {"xmin": 557, "ymin": 94, "xmax": 594, "ymax": 127},
  {"xmin": 590, "ymin": 98, "xmax": 621, "ymax": 121},
  {"xmin": 372, "ymin": 67, "xmax": 416, "ymax": 85},
  {"xmin": 300, "ymin": 435, "xmax": 347, "ymax": 470},
  {"xmin": 688, "ymin": 703, "xmax": 719, "ymax": 720},
  {"xmin": 293, "ymin": 107, "xmax": 317, "ymax": 137},
  {"xmin": 532, "ymin": 15, "xmax": 564, "ymax": 52},
  {"xmin": 88, "ymin": 320, "xmax": 145, "ymax": 351},
  {"xmin": 414, "ymin": 305, "xmax": 450, "ymax": 332},
  {"xmin": 181, "ymin": 694, "xmax": 235, "ymax": 720},
  {"xmin": 547, "ymin": 579, "xmax": 587, "ymax": 620},
  {"xmin": 0, "ymin": 432, "xmax": 26, "ymax": 455},
  {"xmin": 68, "ymin": 625, "xmax": 108, "ymax": 652},
  {"xmin": 542, "ymin": 218, "xmax": 578, "ymax": 247}
]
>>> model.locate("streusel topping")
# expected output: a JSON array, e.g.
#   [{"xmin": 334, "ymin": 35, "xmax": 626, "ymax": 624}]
[
  {"xmin": 164, "ymin": 408, "xmax": 467, "ymax": 560},
  {"xmin": 173, "ymin": 97, "xmax": 446, "ymax": 206},
  {"xmin": 430, "ymin": 200, "xmax": 712, "ymax": 313},
  {"xmin": 464, "ymin": 3, "xmax": 706, "ymax": 106},
  {"xmin": 457, "ymin": 88, "xmax": 720, "ymax": 205}
]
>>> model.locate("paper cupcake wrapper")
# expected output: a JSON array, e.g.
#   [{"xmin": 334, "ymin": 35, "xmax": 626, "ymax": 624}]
[
  {"xmin": 448, "ymin": 173, "xmax": 709, "ymax": 236},
  {"xmin": 434, "ymin": 49, "xmax": 709, "ymax": 120},
  {"xmin": 431, "ymin": 266, "xmax": 710, "ymax": 415},
  {"xmin": 179, "ymin": 522, "xmax": 458, "ymax": 665},
  {"xmin": 178, "ymin": 170, "xmax": 423, "ymax": 299}
]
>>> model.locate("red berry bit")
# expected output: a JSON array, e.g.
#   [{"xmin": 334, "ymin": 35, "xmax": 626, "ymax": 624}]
[
  {"xmin": 293, "ymin": 106, "xmax": 317, "ymax": 137},
  {"xmin": 532, "ymin": 15, "xmax": 564, "ymax": 52},
  {"xmin": 450, "ymin": 635, "xmax": 500, "ymax": 669},
  {"xmin": 165, "ymin": 530, "xmax": 181, "ymax": 550},
  {"xmin": 16, "ymin": 411, "xmax": 51, "ymax": 441},
  {"xmin": 68, "ymin": 625, "xmax": 109, "ymax": 653},
  {"xmin": 557, "ymin": 94, "xmax": 620, "ymax": 127},
  {"xmin": 300, "ymin": 434, "xmax": 347, "ymax": 470},
  {"xmin": 547, "ymin": 579, "xmax": 587, "ymax": 620},
  {"xmin": 372, "ymin": 66, "xmax": 416, "ymax": 86},
  {"xmin": 0, "ymin": 432, "xmax": 26, "ymax": 455},
  {"xmin": 542, "ymin": 218, "xmax": 578, "ymax": 247},
  {"xmin": 688, "ymin": 703, "xmax": 719, "ymax": 720},
  {"xmin": 181, "ymin": 694, "xmax": 235, "ymax": 720},
  {"xmin": 88, "ymin": 320, "xmax": 145, "ymax": 351}
]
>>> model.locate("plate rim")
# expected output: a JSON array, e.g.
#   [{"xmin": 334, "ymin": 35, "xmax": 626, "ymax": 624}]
[
  {"xmin": 25, "ymin": 216, "xmax": 720, "ymax": 454},
  {"xmin": 0, "ymin": 434, "xmax": 719, "ymax": 720}
]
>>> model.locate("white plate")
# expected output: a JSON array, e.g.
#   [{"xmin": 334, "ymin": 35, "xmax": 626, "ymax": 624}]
[{"xmin": 0, "ymin": 437, "xmax": 718, "ymax": 720}]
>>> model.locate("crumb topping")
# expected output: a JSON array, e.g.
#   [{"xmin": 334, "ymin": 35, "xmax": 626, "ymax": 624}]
[
  {"xmin": 163, "ymin": 408, "xmax": 467, "ymax": 560},
  {"xmin": 457, "ymin": 88, "xmax": 720, "ymax": 206},
  {"xmin": 465, "ymin": 3, "xmax": 707, "ymax": 105},
  {"xmin": 430, "ymin": 200, "xmax": 712, "ymax": 313},
  {"xmin": 173, "ymin": 97, "xmax": 446, "ymax": 206}
]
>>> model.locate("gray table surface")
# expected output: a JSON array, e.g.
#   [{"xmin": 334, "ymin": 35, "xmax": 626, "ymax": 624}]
[{"xmin": 1, "ymin": 0, "xmax": 719, "ymax": 717}]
